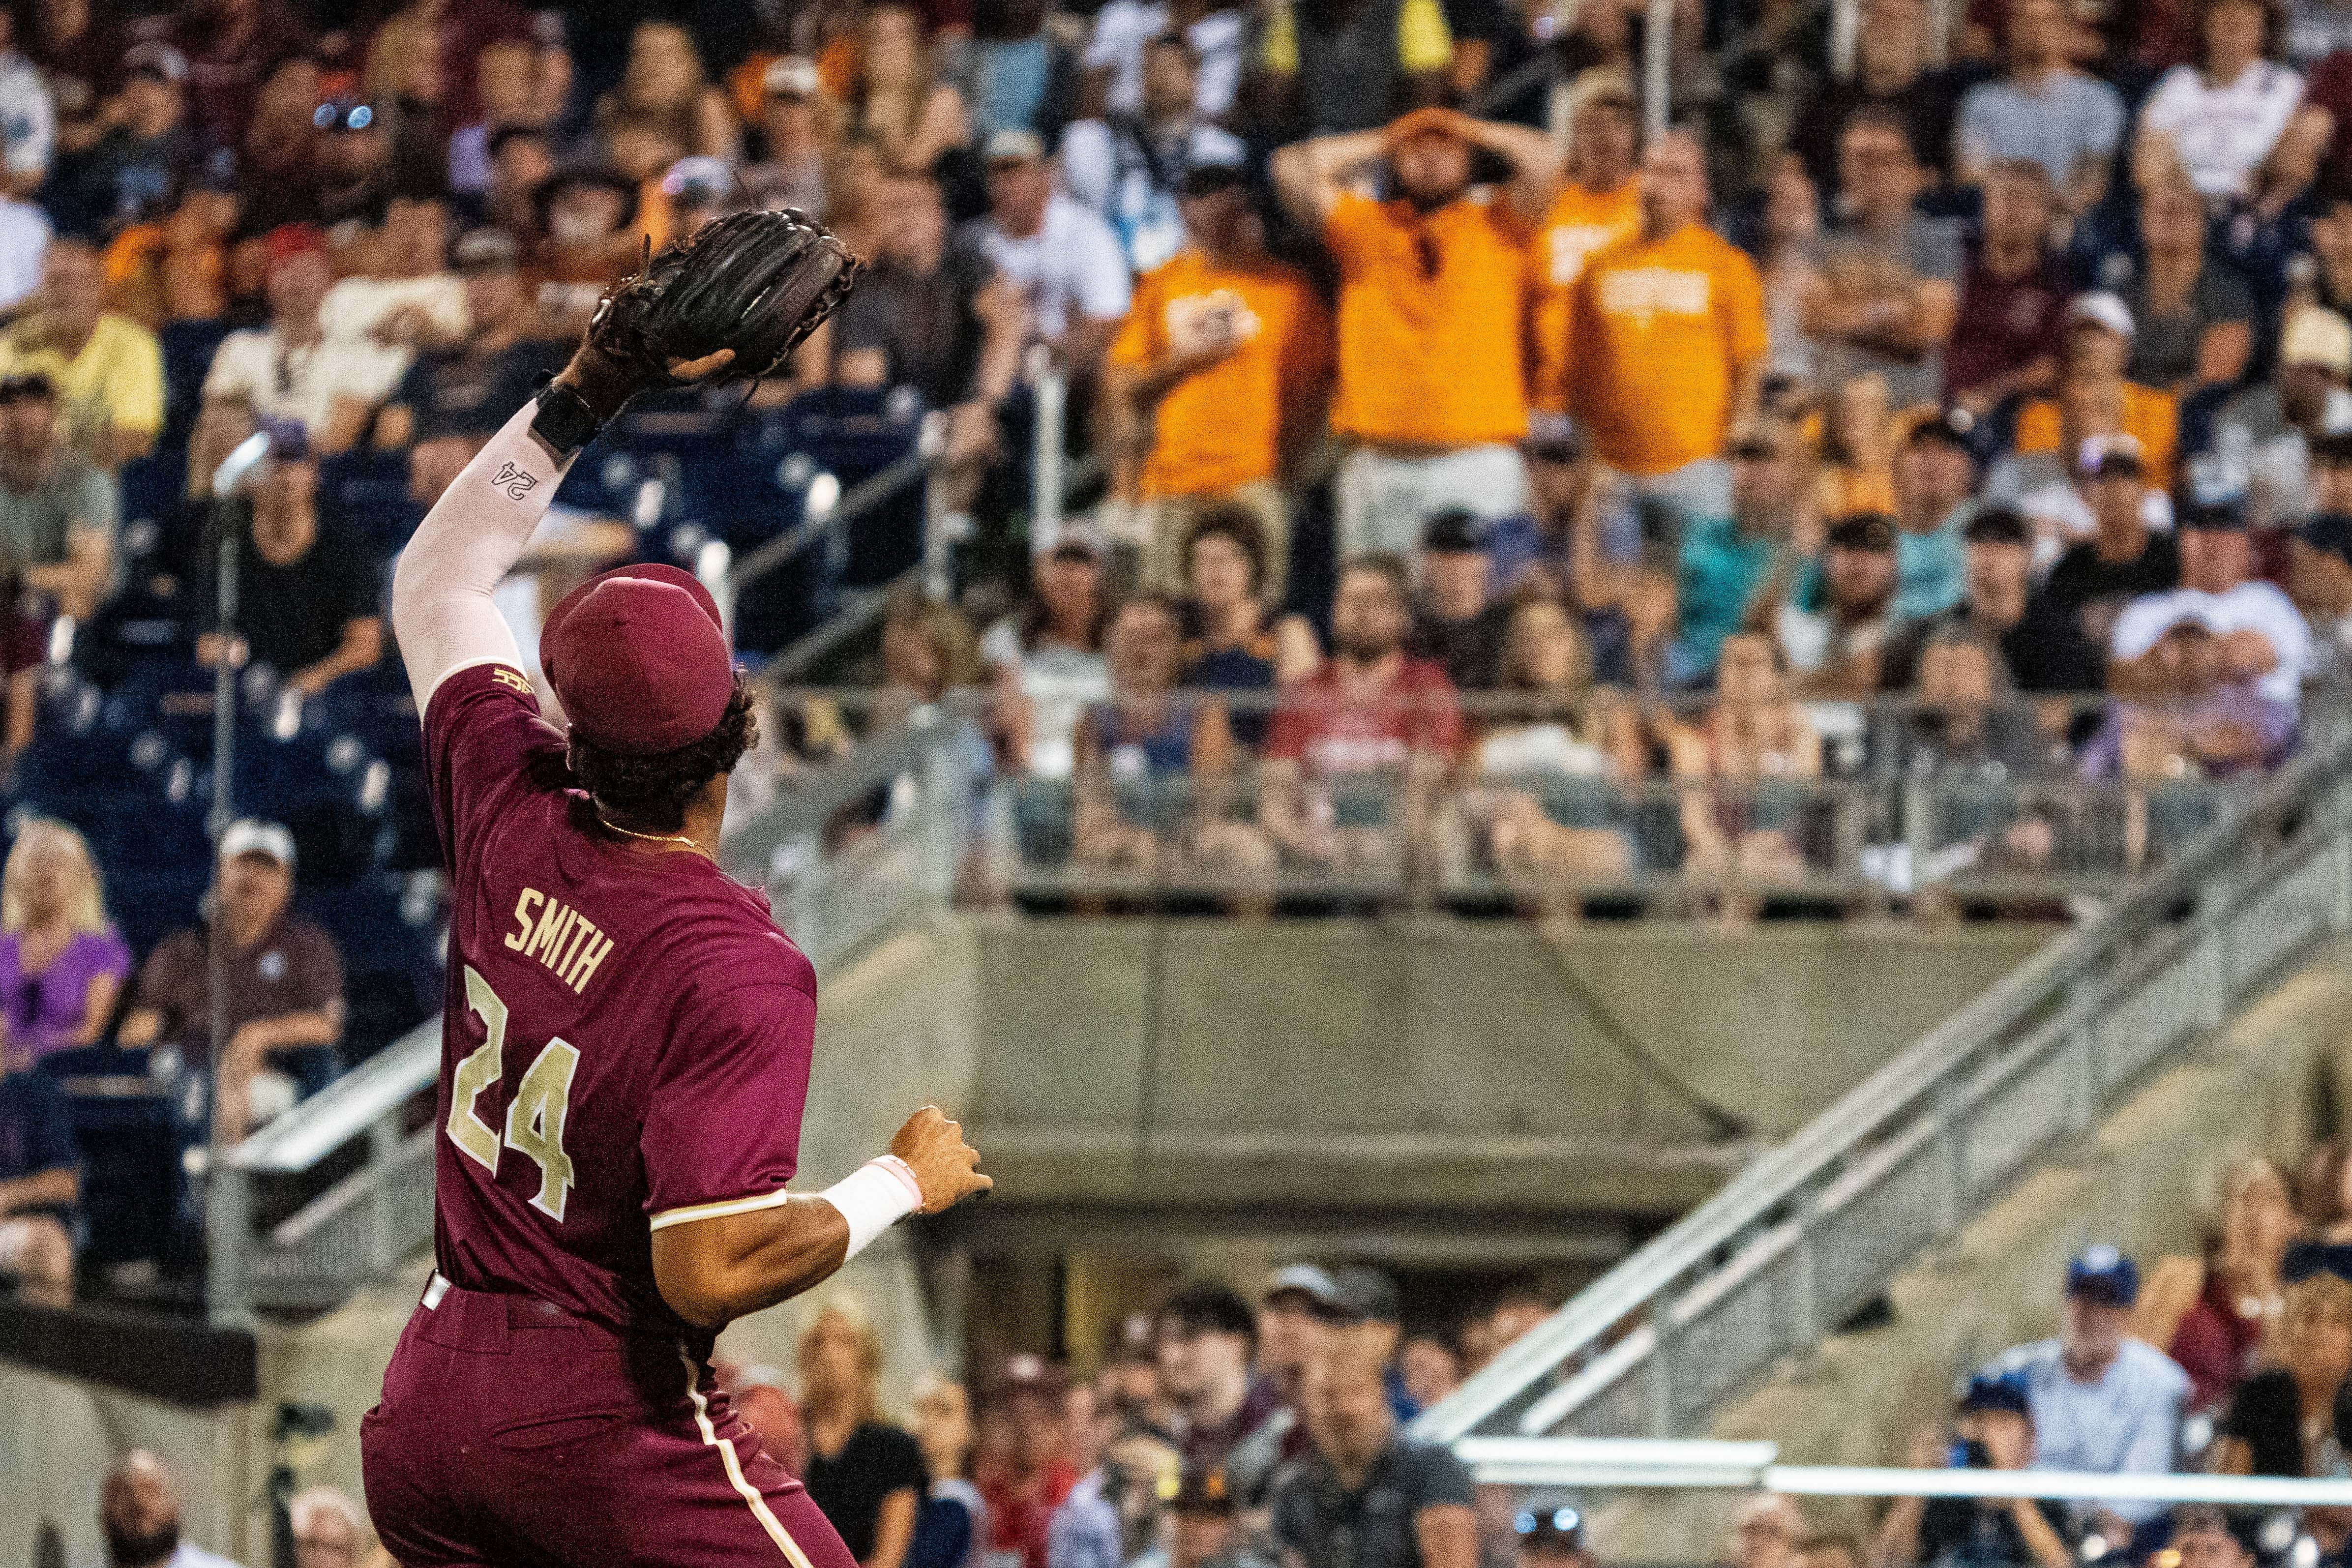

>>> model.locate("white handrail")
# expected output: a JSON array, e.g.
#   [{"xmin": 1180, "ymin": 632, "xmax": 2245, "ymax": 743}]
[
  {"xmin": 1414, "ymin": 725, "xmax": 2352, "ymax": 1445},
  {"xmin": 1459, "ymin": 1437, "xmax": 2352, "ymax": 1506},
  {"xmin": 226, "ymin": 1018, "xmax": 440, "ymax": 1174}
]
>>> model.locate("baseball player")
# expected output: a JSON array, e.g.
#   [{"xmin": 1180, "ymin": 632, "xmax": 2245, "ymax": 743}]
[{"xmin": 360, "ymin": 214, "xmax": 990, "ymax": 1565}]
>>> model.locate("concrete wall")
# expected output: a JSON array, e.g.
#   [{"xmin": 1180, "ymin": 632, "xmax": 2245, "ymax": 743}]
[
  {"xmin": 964, "ymin": 917, "xmax": 2051, "ymax": 1213},
  {"xmin": 0, "ymin": 1359, "xmax": 250, "ymax": 1568},
  {"xmin": 1589, "ymin": 941, "xmax": 2352, "ymax": 1565}
]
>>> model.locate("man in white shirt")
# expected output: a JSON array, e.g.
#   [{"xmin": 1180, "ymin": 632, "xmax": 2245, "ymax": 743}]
[
  {"xmin": 2111, "ymin": 504, "xmax": 2311, "ymax": 708},
  {"xmin": 95, "ymin": 1450, "xmax": 247, "ymax": 1568},
  {"xmin": 0, "ymin": 10, "xmax": 54, "ymax": 200},
  {"xmin": 317, "ymin": 196, "xmax": 468, "ymax": 347},
  {"xmin": 1983, "ymin": 1248, "xmax": 2189, "ymax": 1553},
  {"xmin": 2137, "ymin": 0, "xmax": 2322, "ymax": 202},
  {"xmin": 1083, "ymin": 0, "xmax": 1246, "ymax": 122},
  {"xmin": 1060, "ymin": 33, "xmax": 1247, "ymax": 274},
  {"xmin": 0, "ymin": 192, "xmax": 46, "ymax": 310},
  {"xmin": 197, "ymin": 224, "xmax": 409, "ymax": 472},
  {"xmin": 962, "ymin": 129, "xmax": 1133, "ymax": 376}
]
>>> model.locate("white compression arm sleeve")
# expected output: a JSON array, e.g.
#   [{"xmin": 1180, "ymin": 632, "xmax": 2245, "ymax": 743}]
[
  {"xmin": 389, "ymin": 401, "xmax": 577, "ymax": 711},
  {"xmin": 821, "ymin": 1155, "xmax": 924, "ymax": 1260}
]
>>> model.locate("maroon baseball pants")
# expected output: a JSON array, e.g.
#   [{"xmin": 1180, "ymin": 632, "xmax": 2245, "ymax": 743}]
[{"xmin": 362, "ymin": 1275, "xmax": 857, "ymax": 1568}]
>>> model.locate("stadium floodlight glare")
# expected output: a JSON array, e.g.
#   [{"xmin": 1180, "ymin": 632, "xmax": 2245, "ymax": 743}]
[{"xmin": 212, "ymin": 431, "xmax": 272, "ymax": 498}]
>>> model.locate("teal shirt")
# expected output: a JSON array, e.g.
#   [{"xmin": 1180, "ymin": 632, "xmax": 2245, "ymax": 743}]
[
  {"xmin": 1675, "ymin": 514, "xmax": 1778, "ymax": 677},
  {"xmin": 1893, "ymin": 504, "xmax": 1971, "ymax": 622}
]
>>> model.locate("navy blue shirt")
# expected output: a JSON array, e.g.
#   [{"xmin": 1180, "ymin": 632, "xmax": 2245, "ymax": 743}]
[{"xmin": 0, "ymin": 1070, "xmax": 77, "ymax": 1212}]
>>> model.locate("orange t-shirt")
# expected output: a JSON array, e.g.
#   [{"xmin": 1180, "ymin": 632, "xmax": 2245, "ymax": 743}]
[
  {"xmin": 1323, "ymin": 190, "xmax": 1534, "ymax": 449},
  {"xmin": 1111, "ymin": 248, "xmax": 1334, "ymax": 497},
  {"xmin": 1527, "ymin": 179, "xmax": 1640, "ymax": 414},
  {"xmin": 2011, "ymin": 382, "xmax": 2180, "ymax": 482},
  {"xmin": 1564, "ymin": 223, "xmax": 1767, "ymax": 476}
]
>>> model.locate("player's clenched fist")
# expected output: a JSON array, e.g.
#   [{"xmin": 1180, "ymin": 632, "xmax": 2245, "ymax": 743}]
[{"xmin": 891, "ymin": 1106, "xmax": 993, "ymax": 1213}]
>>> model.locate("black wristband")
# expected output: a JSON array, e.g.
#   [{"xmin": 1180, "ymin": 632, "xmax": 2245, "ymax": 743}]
[{"xmin": 530, "ymin": 381, "xmax": 605, "ymax": 460}]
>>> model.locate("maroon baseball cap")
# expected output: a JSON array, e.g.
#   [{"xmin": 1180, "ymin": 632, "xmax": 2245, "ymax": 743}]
[{"xmin": 539, "ymin": 563, "xmax": 734, "ymax": 756}]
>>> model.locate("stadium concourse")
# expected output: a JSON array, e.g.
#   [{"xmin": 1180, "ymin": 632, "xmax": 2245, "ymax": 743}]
[{"xmin": 14, "ymin": 0, "xmax": 2352, "ymax": 1560}]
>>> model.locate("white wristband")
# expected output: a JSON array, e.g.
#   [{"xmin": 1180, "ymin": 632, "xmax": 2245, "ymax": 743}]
[{"xmin": 822, "ymin": 1155, "xmax": 925, "ymax": 1260}]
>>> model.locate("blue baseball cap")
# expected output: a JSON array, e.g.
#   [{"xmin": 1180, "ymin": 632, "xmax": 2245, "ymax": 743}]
[
  {"xmin": 2066, "ymin": 1244, "xmax": 2139, "ymax": 1306},
  {"xmin": 2301, "ymin": 512, "xmax": 2352, "ymax": 568},
  {"xmin": 1957, "ymin": 1371, "xmax": 2030, "ymax": 1416}
]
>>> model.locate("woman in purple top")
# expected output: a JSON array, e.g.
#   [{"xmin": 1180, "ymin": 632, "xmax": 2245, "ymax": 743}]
[{"xmin": 0, "ymin": 820, "xmax": 132, "ymax": 1067}]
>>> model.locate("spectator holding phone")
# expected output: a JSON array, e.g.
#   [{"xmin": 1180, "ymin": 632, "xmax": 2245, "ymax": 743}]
[{"xmin": 1870, "ymin": 1374, "xmax": 2071, "ymax": 1568}]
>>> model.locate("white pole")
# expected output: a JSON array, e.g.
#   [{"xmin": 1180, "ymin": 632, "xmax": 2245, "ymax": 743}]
[{"xmin": 1643, "ymin": 0, "xmax": 1673, "ymax": 140}]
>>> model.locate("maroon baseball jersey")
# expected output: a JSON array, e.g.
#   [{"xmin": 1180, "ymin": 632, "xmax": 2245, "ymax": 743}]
[{"xmin": 421, "ymin": 660, "xmax": 817, "ymax": 1339}]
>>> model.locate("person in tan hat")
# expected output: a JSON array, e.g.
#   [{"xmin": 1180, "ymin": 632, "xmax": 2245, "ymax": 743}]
[{"xmin": 2218, "ymin": 303, "xmax": 2352, "ymax": 528}]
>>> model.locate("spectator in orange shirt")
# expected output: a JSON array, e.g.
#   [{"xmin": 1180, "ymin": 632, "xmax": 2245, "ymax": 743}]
[
  {"xmin": 2008, "ymin": 294, "xmax": 2181, "ymax": 484},
  {"xmin": 1530, "ymin": 74, "xmax": 1642, "ymax": 421},
  {"xmin": 1563, "ymin": 129, "xmax": 1767, "ymax": 527},
  {"xmin": 1107, "ymin": 161, "xmax": 1333, "ymax": 604},
  {"xmin": 1273, "ymin": 106, "xmax": 1564, "ymax": 560}
]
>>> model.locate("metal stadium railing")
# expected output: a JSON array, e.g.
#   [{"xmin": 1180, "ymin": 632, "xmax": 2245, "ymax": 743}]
[{"xmin": 1410, "ymin": 718, "xmax": 2352, "ymax": 1446}]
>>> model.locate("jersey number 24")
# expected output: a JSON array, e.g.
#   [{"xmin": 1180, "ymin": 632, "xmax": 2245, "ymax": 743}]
[{"xmin": 446, "ymin": 965, "xmax": 580, "ymax": 1220}]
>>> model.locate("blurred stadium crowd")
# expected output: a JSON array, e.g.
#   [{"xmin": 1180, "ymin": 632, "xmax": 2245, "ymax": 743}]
[{"xmin": 9, "ymin": 0, "xmax": 2352, "ymax": 1418}]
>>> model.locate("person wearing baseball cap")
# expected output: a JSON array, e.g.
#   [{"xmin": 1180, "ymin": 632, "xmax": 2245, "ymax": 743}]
[
  {"xmin": 369, "ymin": 227, "xmax": 993, "ymax": 1568},
  {"xmin": 1061, "ymin": 32, "xmax": 1245, "ymax": 274},
  {"xmin": 1882, "ymin": 507, "xmax": 2102, "ymax": 691},
  {"xmin": 1254, "ymin": 1265, "xmax": 1343, "ymax": 1404},
  {"xmin": 1873, "ymin": 1371, "xmax": 2066, "ymax": 1568},
  {"xmin": 1778, "ymin": 513, "xmax": 1899, "ymax": 698},
  {"xmin": 1889, "ymin": 410, "xmax": 1980, "ymax": 623},
  {"xmin": 1973, "ymin": 1245, "xmax": 2187, "ymax": 1547},
  {"xmin": 2224, "ymin": 306, "xmax": 2352, "ymax": 531},
  {"xmin": 199, "ymin": 221, "xmax": 409, "ymax": 456},
  {"xmin": 1103, "ymin": 103, "xmax": 1320, "ymax": 603},
  {"xmin": 743, "ymin": 58, "xmax": 828, "ymax": 216},
  {"xmin": 2110, "ymin": 500, "xmax": 2310, "ymax": 711},
  {"xmin": 978, "ymin": 127, "xmax": 1132, "ymax": 377},
  {"xmin": 116, "ymin": 817, "xmax": 348, "ymax": 1140},
  {"xmin": 2292, "ymin": 511, "xmax": 2352, "ymax": 683},
  {"xmin": 1101, "ymin": 96, "xmax": 1326, "ymax": 606},
  {"xmin": 2009, "ymin": 291, "xmax": 2179, "ymax": 482},
  {"xmin": 2043, "ymin": 434, "xmax": 2175, "ymax": 651},
  {"xmin": 385, "ymin": 228, "xmax": 566, "ymax": 501}
]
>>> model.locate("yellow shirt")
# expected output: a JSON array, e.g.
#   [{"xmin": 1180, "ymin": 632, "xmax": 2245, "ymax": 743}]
[
  {"xmin": 1111, "ymin": 249, "xmax": 1332, "ymax": 497},
  {"xmin": 1528, "ymin": 179, "xmax": 1640, "ymax": 414},
  {"xmin": 2012, "ymin": 382, "xmax": 2180, "ymax": 482},
  {"xmin": 0, "ymin": 313, "xmax": 166, "ymax": 449},
  {"xmin": 1259, "ymin": 0, "xmax": 1454, "ymax": 73},
  {"xmin": 1324, "ymin": 190, "xmax": 1534, "ymax": 449},
  {"xmin": 1565, "ymin": 223, "xmax": 1766, "ymax": 476}
]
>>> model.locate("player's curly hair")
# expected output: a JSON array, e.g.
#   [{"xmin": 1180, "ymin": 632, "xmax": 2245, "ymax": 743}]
[{"xmin": 569, "ymin": 676, "xmax": 761, "ymax": 833}]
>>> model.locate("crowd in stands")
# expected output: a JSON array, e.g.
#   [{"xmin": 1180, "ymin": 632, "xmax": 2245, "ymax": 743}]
[
  {"xmin": 1707, "ymin": 1143, "xmax": 2352, "ymax": 1568},
  {"xmin": 44, "ymin": 1265, "xmax": 1560, "ymax": 1568},
  {"xmin": 27, "ymin": 0, "xmax": 2352, "ymax": 1333}
]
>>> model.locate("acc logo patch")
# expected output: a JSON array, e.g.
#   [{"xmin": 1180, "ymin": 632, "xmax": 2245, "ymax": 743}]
[
  {"xmin": 490, "ymin": 462, "xmax": 539, "ymax": 501},
  {"xmin": 492, "ymin": 667, "xmax": 535, "ymax": 695}
]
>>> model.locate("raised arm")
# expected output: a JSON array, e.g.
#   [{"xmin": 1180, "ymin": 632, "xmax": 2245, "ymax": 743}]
[
  {"xmin": 1432, "ymin": 108, "xmax": 1565, "ymax": 221},
  {"xmin": 1272, "ymin": 128, "xmax": 1390, "ymax": 232},
  {"xmin": 391, "ymin": 209, "xmax": 857, "ymax": 711},
  {"xmin": 387, "ymin": 342, "xmax": 736, "ymax": 710}
]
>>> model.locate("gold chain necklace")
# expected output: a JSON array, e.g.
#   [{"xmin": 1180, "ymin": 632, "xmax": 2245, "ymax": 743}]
[{"xmin": 595, "ymin": 814, "xmax": 712, "ymax": 859}]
